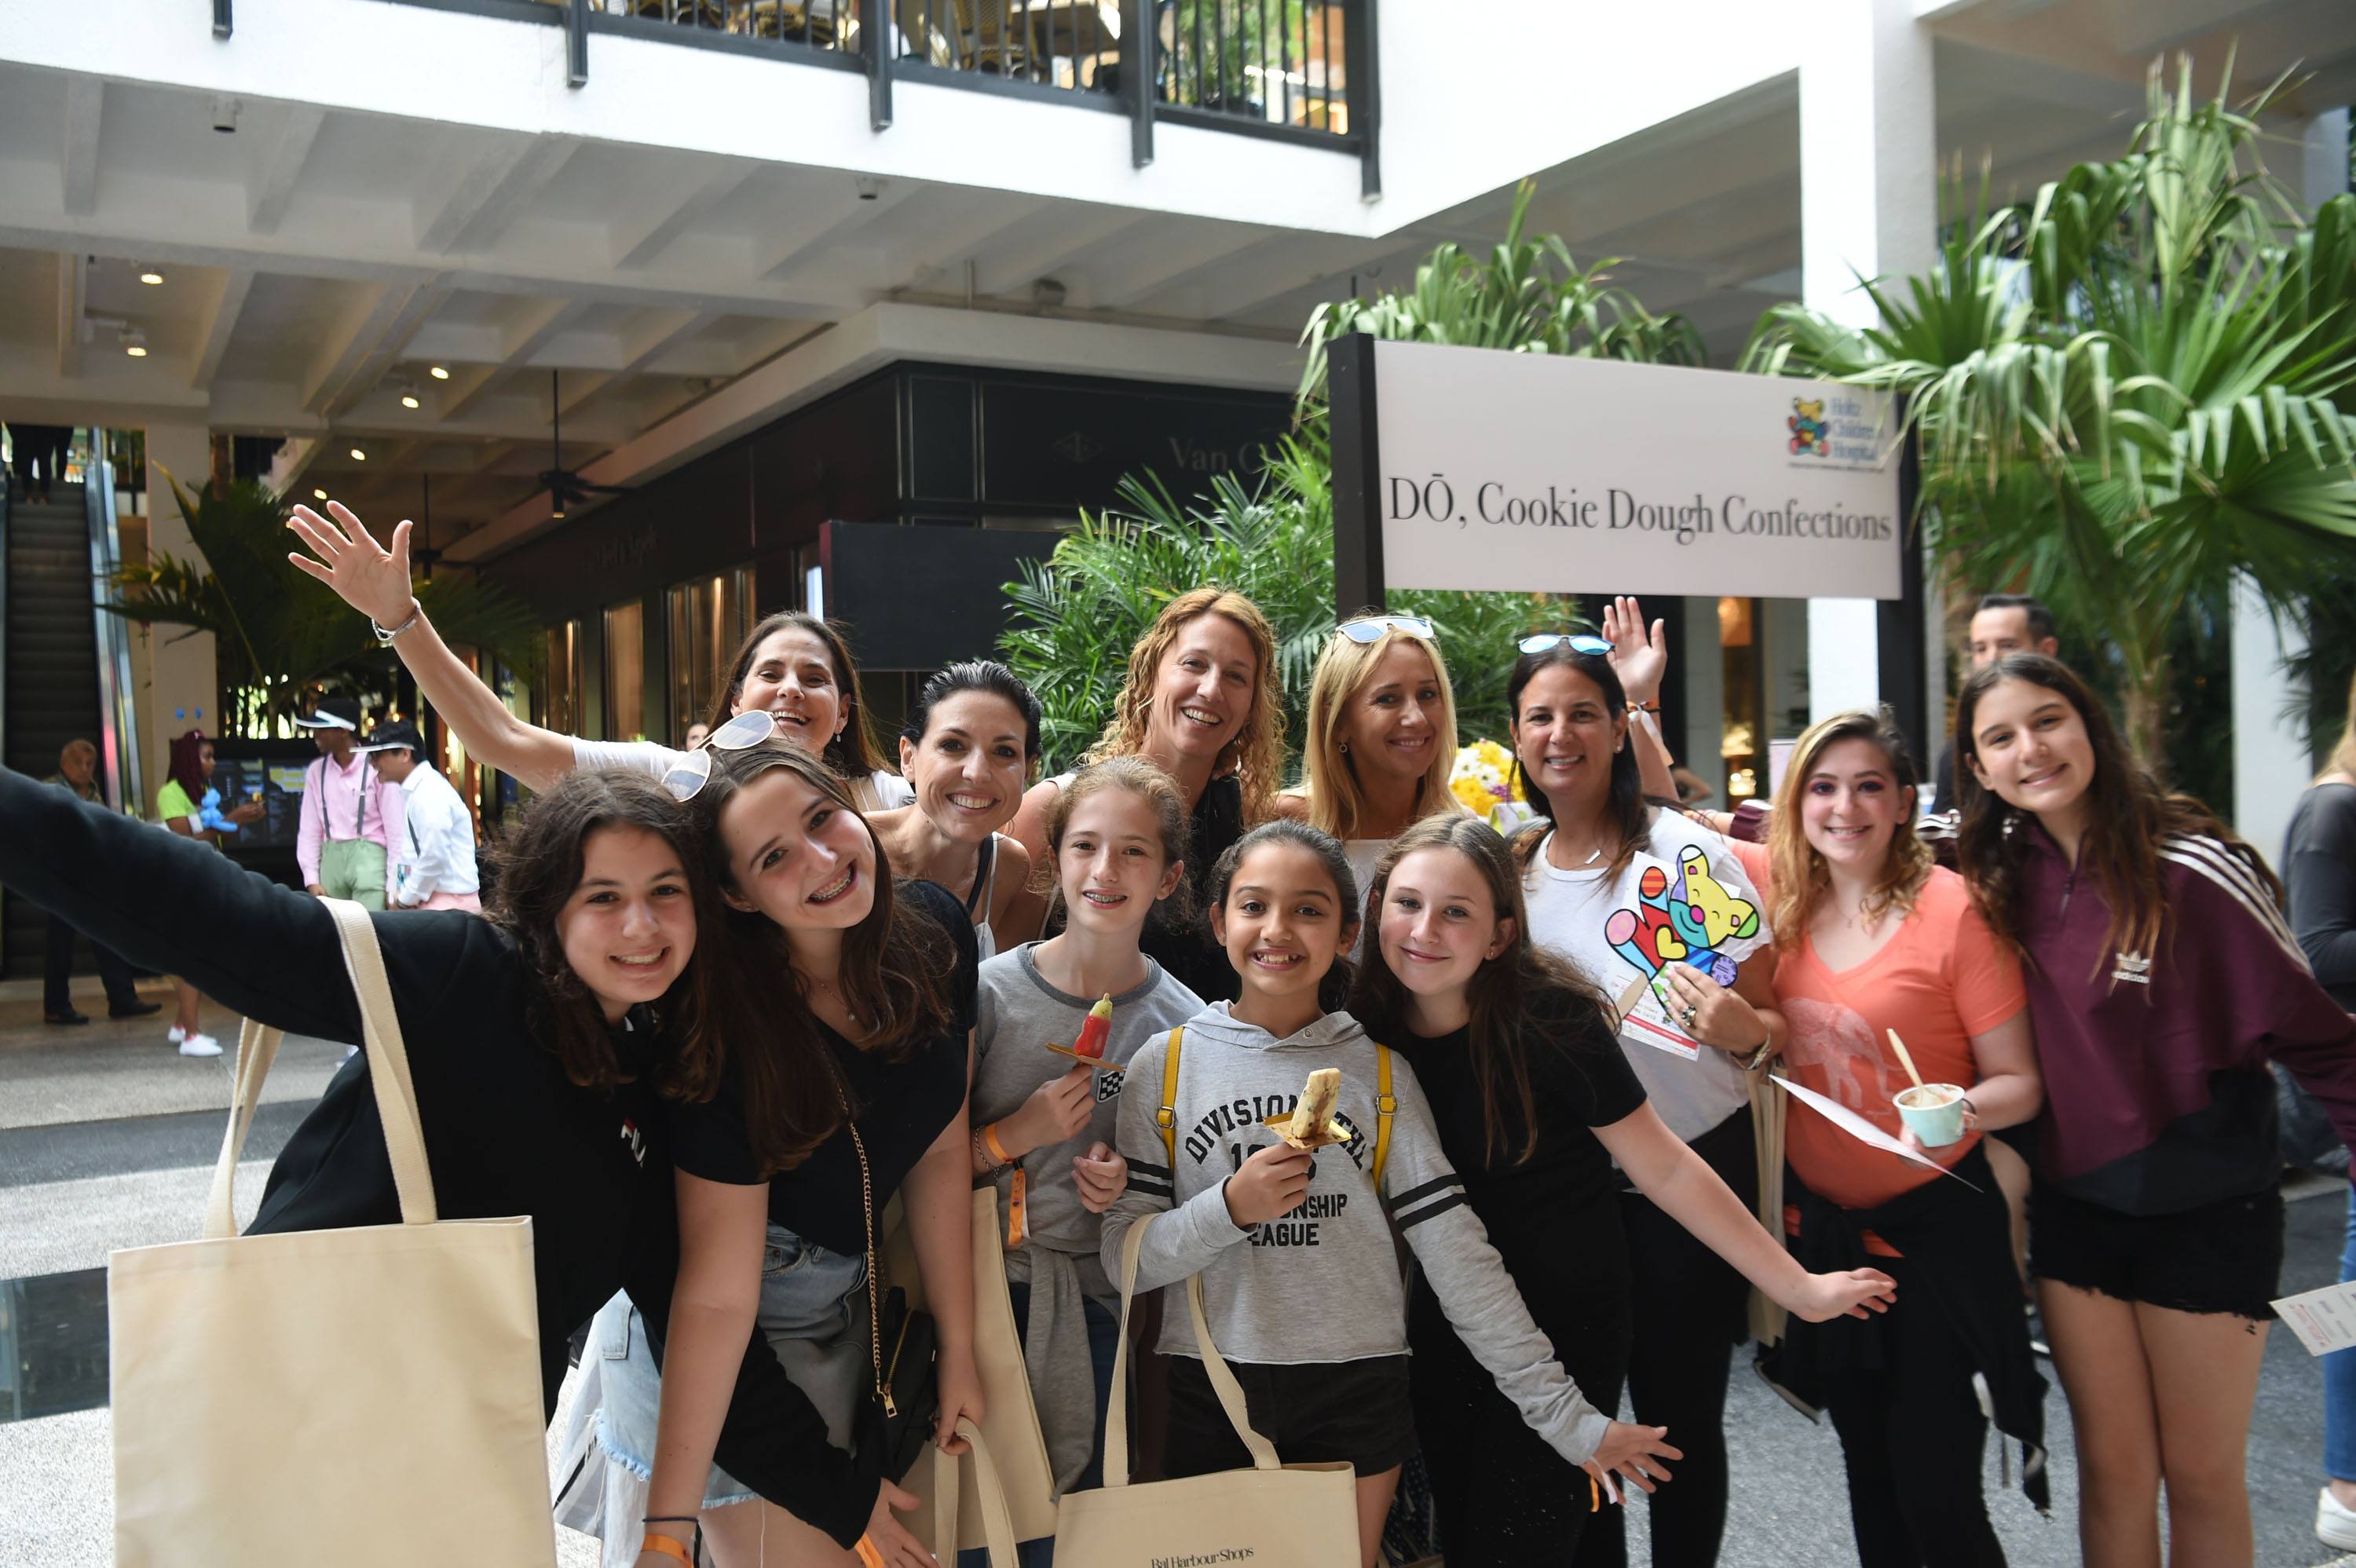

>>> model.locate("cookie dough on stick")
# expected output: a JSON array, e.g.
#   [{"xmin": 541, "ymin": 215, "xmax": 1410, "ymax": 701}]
[{"xmin": 1263, "ymin": 1067, "xmax": 1351, "ymax": 1150}]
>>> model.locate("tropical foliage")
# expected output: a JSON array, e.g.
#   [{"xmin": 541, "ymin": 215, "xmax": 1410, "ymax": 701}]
[
  {"xmin": 1004, "ymin": 182, "xmax": 1702, "ymax": 773},
  {"xmin": 1745, "ymin": 58, "xmax": 2356, "ymax": 765},
  {"xmin": 1297, "ymin": 181, "xmax": 1705, "ymax": 413},
  {"xmin": 107, "ymin": 472, "xmax": 541, "ymax": 735}
]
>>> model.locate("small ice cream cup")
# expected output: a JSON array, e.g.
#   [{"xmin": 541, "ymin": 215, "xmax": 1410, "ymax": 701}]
[{"xmin": 1893, "ymin": 1083, "xmax": 1967, "ymax": 1148}]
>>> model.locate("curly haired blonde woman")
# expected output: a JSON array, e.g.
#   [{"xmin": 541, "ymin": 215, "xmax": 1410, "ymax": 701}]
[{"xmin": 1005, "ymin": 586, "xmax": 1285, "ymax": 1000}]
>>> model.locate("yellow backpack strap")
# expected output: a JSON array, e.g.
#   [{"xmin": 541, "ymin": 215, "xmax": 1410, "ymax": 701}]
[
  {"xmin": 1373, "ymin": 1045, "xmax": 1397, "ymax": 1191},
  {"xmin": 1157, "ymin": 1025, "xmax": 1184, "ymax": 1170}
]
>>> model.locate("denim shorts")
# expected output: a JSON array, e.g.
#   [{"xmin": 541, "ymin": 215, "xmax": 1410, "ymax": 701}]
[{"xmin": 593, "ymin": 1223, "xmax": 872, "ymax": 1509}]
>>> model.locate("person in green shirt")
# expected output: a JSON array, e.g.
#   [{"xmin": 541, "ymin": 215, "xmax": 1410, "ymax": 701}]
[
  {"xmin": 42, "ymin": 738, "xmax": 163, "ymax": 1026},
  {"xmin": 154, "ymin": 729, "xmax": 262, "ymax": 1057}
]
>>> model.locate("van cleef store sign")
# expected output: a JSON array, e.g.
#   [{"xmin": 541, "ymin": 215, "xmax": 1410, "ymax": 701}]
[{"xmin": 1331, "ymin": 337, "xmax": 1907, "ymax": 605}]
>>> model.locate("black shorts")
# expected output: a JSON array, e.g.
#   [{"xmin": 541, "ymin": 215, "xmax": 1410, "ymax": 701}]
[
  {"xmin": 1162, "ymin": 1353, "xmax": 1415, "ymax": 1478},
  {"xmin": 2030, "ymin": 1182, "xmax": 2283, "ymax": 1321}
]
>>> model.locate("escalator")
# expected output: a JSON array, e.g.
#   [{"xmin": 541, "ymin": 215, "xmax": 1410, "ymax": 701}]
[{"xmin": 1, "ymin": 433, "xmax": 142, "ymax": 979}]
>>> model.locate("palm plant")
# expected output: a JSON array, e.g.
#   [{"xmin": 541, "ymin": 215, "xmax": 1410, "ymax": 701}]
[
  {"xmin": 1745, "ymin": 57, "xmax": 2356, "ymax": 764},
  {"xmin": 107, "ymin": 472, "xmax": 542, "ymax": 734},
  {"xmin": 1297, "ymin": 180, "xmax": 1707, "ymax": 415}
]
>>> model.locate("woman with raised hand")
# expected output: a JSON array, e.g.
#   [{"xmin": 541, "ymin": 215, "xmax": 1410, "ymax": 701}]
[
  {"xmin": 285, "ymin": 500, "xmax": 913, "ymax": 810},
  {"xmin": 1952, "ymin": 652, "xmax": 2356, "ymax": 1568},
  {"xmin": 1727, "ymin": 710, "xmax": 2047, "ymax": 1566},
  {"xmin": 579, "ymin": 740, "xmax": 984, "ymax": 1568},
  {"xmin": 1274, "ymin": 613, "xmax": 1468, "ymax": 934},
  {"xmin": 1004, "ymin": 587, "xmax": 1286, "ymax": 1001},
  {"xmin": 1348, "ymin": 813, "xmax": 1895, "ymax": 1564},
  {"xmin": 0, "ymin": 760, "xmax": 841, "ymax": 1537},
  {"xmin": 1504, "ymin": 631, "xmax": 1782, "ymax": 1568},
  {"xmin": 867, "ymin": 660, "xmax": 1043, "ymax": 958}
]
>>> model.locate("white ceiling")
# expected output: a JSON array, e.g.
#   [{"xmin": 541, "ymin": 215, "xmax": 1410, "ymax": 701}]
[{"xmin": 0, "ymin": 0, "xmax": 2347, "ymax": 548}]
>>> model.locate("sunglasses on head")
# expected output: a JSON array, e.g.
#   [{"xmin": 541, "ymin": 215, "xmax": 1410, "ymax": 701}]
[
  {"xmin": 1518, "ymin": 633, "xmax": 1613, "ymax": 657},
  {"xmin": 1337, "ymin": 614, "xmax": 1435, "ymax": 645},
  {"xmin": 660, "ymin": 708, "xmax": 783, "ymax": 802}
]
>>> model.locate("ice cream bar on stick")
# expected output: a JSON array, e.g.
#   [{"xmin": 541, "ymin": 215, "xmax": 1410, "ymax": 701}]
[
  {"xmin": 1041, "ymin": 994, "xmax": 1121, "ymax": 1070},
  {"xmin": 1261, "ymin": 1067, "xmax": 1351, "ymax": 1150}
]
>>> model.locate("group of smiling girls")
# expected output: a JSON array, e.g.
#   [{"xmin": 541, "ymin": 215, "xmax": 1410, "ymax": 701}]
[{"xmin": 4, "ymin": 494, "xmax": 2350, "ymax": 1568}]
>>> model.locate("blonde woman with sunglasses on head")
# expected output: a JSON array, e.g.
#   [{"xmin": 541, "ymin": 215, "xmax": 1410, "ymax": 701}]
[
  {"xmin": 286, "ymin": 502, "xmax": 913, "ymax": 813},
  {"xmin": 1273, "ymin": 613, "xmax": 1469, "ymax": 943}
]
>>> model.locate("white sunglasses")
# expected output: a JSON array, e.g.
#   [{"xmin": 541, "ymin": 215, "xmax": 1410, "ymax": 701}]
[
  {"xmin": 1337, "ymin": 614, "xmax": 1435, "ymax": 645},
  {"xmin": 660, "ymin": 709, "xmax": 784, "ymax": 801}
]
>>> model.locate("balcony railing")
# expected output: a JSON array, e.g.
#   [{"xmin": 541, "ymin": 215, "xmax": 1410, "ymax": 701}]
[{"xmin": 238, "ymin": 0, "xmax": 1376, "ymax": 190}]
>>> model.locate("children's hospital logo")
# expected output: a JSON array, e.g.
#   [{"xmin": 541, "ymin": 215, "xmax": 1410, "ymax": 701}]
[
  {"xmin": 1787, "ymin": 397, "xmax": 1830, "ymax": 458},
  {"xmin": 1603, "ymin": 846, "xmax": 1761, "ymax": 990}
]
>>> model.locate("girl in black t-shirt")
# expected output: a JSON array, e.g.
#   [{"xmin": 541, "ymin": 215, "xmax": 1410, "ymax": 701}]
[
  {"xmin": 1349, "ymin": 815, "xmax": 1894, "ymax": 1564},
  {"xmin": 603, "ymin": 740, "xmax": 982, "ymax": 1568}
]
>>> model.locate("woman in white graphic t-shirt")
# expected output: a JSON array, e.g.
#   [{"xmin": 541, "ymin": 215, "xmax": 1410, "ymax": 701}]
[{"xmin": 1505, "ymin": 627, "xmax": 1783, "ymax": 1568}]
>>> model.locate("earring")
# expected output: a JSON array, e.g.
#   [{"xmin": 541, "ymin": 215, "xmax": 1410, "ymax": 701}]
[{"xmin": 1339, "ymin": 740, "xmax": 1349, "ymax": 754}]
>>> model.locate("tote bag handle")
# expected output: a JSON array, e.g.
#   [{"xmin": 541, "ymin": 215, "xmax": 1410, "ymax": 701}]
[
  {"xmin": 1099, "ymin": 1214, "xmax": 1280, "ymax": 1489},
  {"xmin": 203, "ymin": 899, "xmax": 438, "ymax": 1239},
  {"xmin": 931, "ymin": 1417, "xmax": 1021, "ymax": 1566}
]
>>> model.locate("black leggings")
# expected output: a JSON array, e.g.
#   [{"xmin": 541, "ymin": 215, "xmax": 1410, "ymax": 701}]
[
  {"xmin": 1823, "ymin": 1254, "xmax": 2007, "ymax": 1568},
  {"xmin": 1578, "ymin": 1110, "xmax": 1757, "ymax": 1568},
  {"xmin": 1412, "ymin": 1281, "xmax": 1630, "ymax": 1565}
]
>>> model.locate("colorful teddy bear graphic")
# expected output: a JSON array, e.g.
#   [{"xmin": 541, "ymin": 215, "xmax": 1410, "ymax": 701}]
[
  {"xmin": 1788, "ymin": 397, "xmax": 1829, "ymax": 457},
  {"xmin": 1602, "ymin": 846, "xmax": 1762, "ymax": 994}
]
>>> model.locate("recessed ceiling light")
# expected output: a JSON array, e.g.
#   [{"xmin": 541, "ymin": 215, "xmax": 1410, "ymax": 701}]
[
  {"xmin": 125, "ymin": 342, "xmax": 148, "ymax": 357},
  {"xmin": 400, "ymin": 393, "xmax": 420, "ymax": 410},
  {"xmin": 313, "ymin": 488, "xmax": 328, "ymax": 501},
  {"xmin": 349, "ymin": 447, "xmax": 367, "ymax": 462},
  {"xmin": 139, "ymin": 268, "xmax": 165, "ymax": 286},
  {"xmin": 428, "ymin": 365, "xmax": 450, "ymax": 380}
]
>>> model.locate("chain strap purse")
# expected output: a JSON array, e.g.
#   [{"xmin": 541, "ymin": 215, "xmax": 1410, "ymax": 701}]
[{"xmin": 838, "ymin": 1075, "xmax": 941, "ymax": 1482}]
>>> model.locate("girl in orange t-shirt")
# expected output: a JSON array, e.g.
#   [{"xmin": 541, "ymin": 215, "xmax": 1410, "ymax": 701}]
[{"xmin": 1737, "ymin": 710, "xmax": 2050, "ymax": 1566}]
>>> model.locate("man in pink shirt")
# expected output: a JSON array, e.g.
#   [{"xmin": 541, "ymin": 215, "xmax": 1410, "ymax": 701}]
[{"xmin": 294, "ymin": 697, "xmax": 402, "ymax": 909}]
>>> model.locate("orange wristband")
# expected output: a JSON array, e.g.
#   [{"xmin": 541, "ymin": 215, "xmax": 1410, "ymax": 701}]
[
  {"xmin": 854, "ymin": 1534, "xmax": 887, "ymax": 1568},
  {"xmin": 642, "ymin": 1532, "xmax": 695, "ymax": 1567},
  {"xmin": 983, "ymin": 1122, "xmax": 1026, "ymax": 1247},
  {"xmin": 982, "ymin": 1120, "xmax": 1015, "ymax": 1166}
]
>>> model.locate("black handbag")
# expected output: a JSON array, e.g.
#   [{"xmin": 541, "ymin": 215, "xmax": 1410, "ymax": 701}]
[{"xmin": 840, "ymin": 1079, "xmax": 940, "ymax": 1482}]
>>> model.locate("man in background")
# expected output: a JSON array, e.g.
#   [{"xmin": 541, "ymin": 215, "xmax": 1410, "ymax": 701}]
[
  {"xmin": 294, "ymin": 696, "xmax": 401, "ymax": 908},
  {"xmin": 1930, "ymin": 592, "xmax": 2062, "ymax": 813},
  {"xmin": 42, "ymin": 739, "xmax": 163, "ymax": 1025},
  {"xmin": 359, "ymin": 720, "xmax": 481, "ymax": 912}
]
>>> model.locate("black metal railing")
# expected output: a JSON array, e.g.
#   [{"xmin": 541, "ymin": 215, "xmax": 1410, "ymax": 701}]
[{"xmin": 351, "ymin": 0, "xmax": 1374, "ymax": 184}]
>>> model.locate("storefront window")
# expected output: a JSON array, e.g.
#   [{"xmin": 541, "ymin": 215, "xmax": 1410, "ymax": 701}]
[
  {"xmin": 541, "ymin": 620, "xmax": 584, "ymax": 736},
  {"xmin": 665, "ymin": 565, "xmax": 755, "ymax": 742},
  {"xmin": 1718, "ymin": 597, "xmax": 1763, "ymax": 800},
  {"xmin": 605, "ymin": 601, "xmax": 647, "ymax": 742}
]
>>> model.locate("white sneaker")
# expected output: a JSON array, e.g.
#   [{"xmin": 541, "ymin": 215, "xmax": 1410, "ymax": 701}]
[
  {"xmin": 2319, "ymin": 1486, "xmax": 2356, "ymax": 1551},
  {"xmin": 167, "ymin": 1024, "xmax": 187, "ymax": 1044},
  {"xmin": 177, "ymin": 1033, "xmax": 223, "ymax": 1058}
]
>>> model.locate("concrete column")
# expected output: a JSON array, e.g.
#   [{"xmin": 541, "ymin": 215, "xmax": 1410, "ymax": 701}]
[
  {"xmin": 1798, "ymin": 0, "xmax": 1937, "ymax": 723},
  {"xmin": 2233, "ymin": 109, "xmax": 2349, "ymax": 864},
  {"xmin": 1681, "ymin": 594, "xmax": 1727, "ymax": 804},
  {"xmin": 141, "ymin": 422, "xmax": 218, "ymax": 796}
]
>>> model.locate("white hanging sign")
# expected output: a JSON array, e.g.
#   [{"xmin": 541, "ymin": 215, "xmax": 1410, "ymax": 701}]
[{"xmin": 1371, "ymin": 341, "xmax": 1906, "ymax": 601}]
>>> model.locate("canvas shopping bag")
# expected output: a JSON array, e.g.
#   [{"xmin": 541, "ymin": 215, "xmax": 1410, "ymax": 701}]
[
  {"xmin": 884, "ymin": 1186, "xmax": 1059, "ymax": 1552},
  {"xmin": 1052, "ymin": 1215, "xmax": 1359, "ymax": 1567},
  {"xmin": 1747, "ymin": 1069, "xmax": 1791, "ymax": 1348},
  {"xmin": 109, "ymin": 900, "xmax": 555, "ymax": 1567}
]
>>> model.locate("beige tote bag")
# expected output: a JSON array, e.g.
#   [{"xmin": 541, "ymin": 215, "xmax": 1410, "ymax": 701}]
[
  {"xmin": 884, "ymin": 1186, "xmax": 1059, "ymax": 1552},
  {"xmin": 109, "ymin": 900, "xmax": 556, "ymax": 1566},
  {"xmin": 1052, "ymin": 1215, "xmax": 1359, "ymax": 1567}
]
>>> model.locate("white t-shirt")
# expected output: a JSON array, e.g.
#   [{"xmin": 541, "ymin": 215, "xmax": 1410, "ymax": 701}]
[
  {"xmin": 567, "ymin": 737, "xmax": 915, "ymax": 810},
  {"xmin": 1520, "ymin": 810, "xmax": 1771, "ymax": 1142}
]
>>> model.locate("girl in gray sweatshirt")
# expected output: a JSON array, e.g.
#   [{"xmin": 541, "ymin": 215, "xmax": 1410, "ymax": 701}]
[{"xmin": 1102, "ymin": 821, "xmax": 1682, "ymax": 1568}]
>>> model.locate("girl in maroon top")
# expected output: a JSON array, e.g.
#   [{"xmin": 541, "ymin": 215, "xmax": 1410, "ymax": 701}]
[{"xmin": 1952, "ymin": 652, "xmax": 2356, "ymax": 1568}]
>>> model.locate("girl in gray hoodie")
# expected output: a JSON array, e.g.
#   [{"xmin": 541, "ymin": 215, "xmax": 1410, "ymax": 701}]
[{"xmin": 1103, "ymin": 820, "xmax": 1680, "ymax": 1568}]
